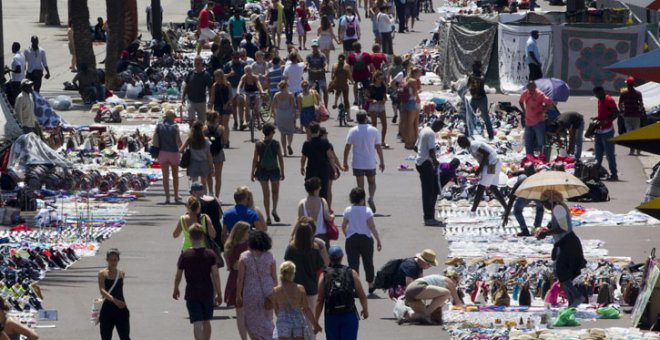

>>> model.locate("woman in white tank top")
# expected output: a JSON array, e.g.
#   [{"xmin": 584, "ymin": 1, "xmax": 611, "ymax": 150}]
[{"xmin": 297, "ymin": 177, "xmax": 334, "ymax": 244}]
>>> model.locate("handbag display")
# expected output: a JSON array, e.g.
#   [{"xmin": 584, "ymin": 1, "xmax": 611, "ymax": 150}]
[
  {"xmin": 91, "ymin": 273, "xmax": 119, "ymax": 325},
  {"xmin": 180, "ymin": 148, "xmax": 191, "ymax": 168},
  {"xmin": 585, "ymin": 121, "xmax": 600, "ymax": 139}
]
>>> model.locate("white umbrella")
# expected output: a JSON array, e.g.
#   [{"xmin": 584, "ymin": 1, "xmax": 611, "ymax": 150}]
[
  {"xmin": 615, "ymin": 0, "xmax": 660, "ymax": 10},
  {"xmin": 514, "ymin": 171, "xmax": 588, "ymax": 200}
]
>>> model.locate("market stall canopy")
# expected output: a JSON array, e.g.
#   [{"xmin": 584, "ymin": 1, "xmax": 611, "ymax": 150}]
[
  {"xmin": 609, "ymin": 122, "xmax": 660, "ymax": 155},
  {"xmin": 515, "ymin": 171, "xmax": 588, "ymax": 200},
  {"xmin": 615, "ymin": 0, "xmax": 660, "ymax": 10},
  {"xmin": 0, "ymin": 94, "xmax": 26, "ymax": 142},
  {"xmin": 8, "ymin": 133, "xmax": 73, "ymax": 172},
  {"xmin": 637, "ymin": 197, "xmax": 660, "ymax": 220},
  {"xmin": 606, "ymin": 48, "xmax": 660, "ymax": 83},
  {"xmin": 636, "ymin": 81, "xmax": 660, "ymax": 112}
]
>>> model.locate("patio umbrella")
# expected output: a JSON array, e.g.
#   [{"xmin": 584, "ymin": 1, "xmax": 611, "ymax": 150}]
[
  {"xmin": 609, "ymin": 122, "xmax": 660, "ymax": 155},
  {"xmin": 514, "ymin": 171, "xmax": 588, "ymax": 200},
  {"xmin": 637, "ymin": 197, "xmax": 660, "ymax": 220},
  {"xmin": 534, "ymin": 78, "xmax": 571, "ymax": 102},
  {"xmin": 606, "ymin": 49, "xmax": 660, "ymax": 83}
]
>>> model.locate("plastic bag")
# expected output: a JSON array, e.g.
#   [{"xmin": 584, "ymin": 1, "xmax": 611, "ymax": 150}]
[
  {"xmin": 553, "ymin": 307, "xmax": 580, "ymax": 327},
  {"xmin": 596, "ymin": 306, "xmax": 621, "ymax": 319},
  {"xmin": 49, "ymin": 95, "xmax": 73, "ymax": 110}
]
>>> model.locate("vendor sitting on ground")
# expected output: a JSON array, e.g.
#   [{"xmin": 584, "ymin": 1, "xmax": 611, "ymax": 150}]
[
  {"xmin": 401, "ymin": 271, "xmax": 463, "ymax": 325},
  {"xmin": 72, "ymin": 63, "xmax": 104, "ymax": 104}
]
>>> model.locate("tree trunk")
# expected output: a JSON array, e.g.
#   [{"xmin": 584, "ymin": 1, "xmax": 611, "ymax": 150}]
[
  {"xmin": 0, "ymin": 0, "xmax": 4, "ymax": 73},
  {"xmin": 105, "ymin": 0, "xmax": 126, "ymax": 89},
  {"xmin": 45, "ymin": 0, "xmax": 61, "ymax": 26},
  {"xmin": 68, "ymin": 0, "xmax": 73, "ymax": 21},
  {"xmin": 124, "ymin": 0, "xmax": 138, "ymax": 46},
  {"xmin": 71, "ymin": 0, "xmax": 96, "ymax": 71},
  {"xmin": 39, "ymin": 0, "xmax": 47, "ymax": 23},
  {"xmin": 151, "ymin": 0, "xmax": 162, "ymax": 41},
  {"xmin": 191, "ymin": 0, "xmax": 205, "ymax": 16}
]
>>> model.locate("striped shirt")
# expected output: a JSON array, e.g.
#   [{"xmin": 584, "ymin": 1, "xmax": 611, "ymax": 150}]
[{"xmin": 268, "ymin": 66, "xmax": 283, "ymax": 94}]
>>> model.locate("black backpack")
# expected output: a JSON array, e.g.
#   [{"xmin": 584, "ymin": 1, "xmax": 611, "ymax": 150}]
[
  {"xmin": 568, "ymin": 180, "xmax": 610, "ymax": 202},
  {"xmin": 373, "ymin": 258, "xmax": 405, "ymax": 290},
  {"xmin": 208, "ymin": 125, "xmax": 223, "ymax": 155},
  {"xmin": 324, "ymin": 265, "xmax": 356, "ymax": 315}
]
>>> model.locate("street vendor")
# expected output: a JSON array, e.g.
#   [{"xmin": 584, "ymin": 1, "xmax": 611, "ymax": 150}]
[
  {"xmin": 535, "ymin": 189, "xmax": 587, "ymax": 308},
  {"xmin": 456, "ymin": 135, "xmax": 508, "ymax": 213},
  {"xmin": 502, "ymin": 163, "xmax": 544, "ymax": 237}
]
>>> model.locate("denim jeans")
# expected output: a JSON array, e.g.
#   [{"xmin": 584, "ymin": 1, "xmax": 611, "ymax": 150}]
[
  {"xmin": 572, "ymin": 120, "xmax": 584, "ymax": 161},
  {"xmin": 325, "ymin": 312, "xmax": 359, "ymax": 340},
  {"xmin": 524, "ymin": 122, "xmax": 545, "ymax": 155},
  {"xmin": 623, "ymin": 117, "xmax": 641, "ymax": 153},
  {"xmin": 513, "ymin": 197, "xmax": 544, "ymax": 234},
  {"xmin": 469, "ymin": 96, "xmax": 494, "ymax": 139},
  {"xmin": 594, "ymin": 129, "xmax": 617, "ymax": 177}
]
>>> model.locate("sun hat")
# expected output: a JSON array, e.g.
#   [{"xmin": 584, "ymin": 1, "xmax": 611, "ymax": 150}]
[{"xmin": 415, "ymin": 249, "xmax": 438, "ymax": 266}]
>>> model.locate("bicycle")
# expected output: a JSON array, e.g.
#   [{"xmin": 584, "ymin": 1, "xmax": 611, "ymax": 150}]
[
  {"xmin": 244, "ymin": 91, "xmax": 264, "ymax": 143},
  {"xmin": 259, "ymin": 92, "xmax": 273, "ymax": 125}
]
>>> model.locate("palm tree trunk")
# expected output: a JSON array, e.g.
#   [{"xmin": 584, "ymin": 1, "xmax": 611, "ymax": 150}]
[
  {"xmin": 71, "ymin": 0, "xmax": 96, "ymax": 71},
  {"xmin": 105, "ymin": 0, "xmax": 126, "ymax": 89},
  {"xmin": 45, "ymin": 0, "xmax": 61, "ymax": 26},
  {"xmin": 0, "ymin": 0, "xmax": 4, "ymax": 71},
  {"xmin": 151, "ymin": 0, "xmax": 162, "ymax": 41},
  {"xmin": 124, "ymin": 0, "xmax": 138, "ymax": 46},
  {"xmin": 39, "ymin": 0, "xmax": 47, "ymax": 23}
]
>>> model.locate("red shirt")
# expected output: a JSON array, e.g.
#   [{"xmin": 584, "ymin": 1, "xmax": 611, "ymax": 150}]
[
  {"xmin": 198, "ymin": 8, "xmax": 210, "ymax": 29},
  {"xmin": 347, "ymin": 52, "xmax": 372, "ymax": 81},
  {"xmin": 597, "ymin": 95, "xmax": 617, "ymax": 131},
  {"xmin": 370, "ymin": 52, "xmax": 388, "ymax": 71},
  {"xmin": 520, "ymin": 88, "xmax": 553, "ymax": 126}
]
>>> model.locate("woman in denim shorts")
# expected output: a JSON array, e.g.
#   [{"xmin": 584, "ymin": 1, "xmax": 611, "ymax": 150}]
[{"xmin": 251, "ymin": 123, "xmax": 285, "ymax": 225}]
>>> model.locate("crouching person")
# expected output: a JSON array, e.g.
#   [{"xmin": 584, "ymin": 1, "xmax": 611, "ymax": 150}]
[{"xmin": 401, "ymin": 271, "xmax": 463, "ymax": 325}]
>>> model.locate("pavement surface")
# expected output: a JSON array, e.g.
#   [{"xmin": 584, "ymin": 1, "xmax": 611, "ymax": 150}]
[{"xmin": 3, "ymin": 1, "xmax": 659, "ymax": 339}]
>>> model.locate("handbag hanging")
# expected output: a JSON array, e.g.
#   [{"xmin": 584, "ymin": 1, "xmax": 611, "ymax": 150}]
[
  {"xmin": 149, "ymin": 125, "xmax": 160, "ymax": 158},
  {"xmin": 91, "ymin": 273, "xmax": 119, "ymax": 325},
  {"xmin": 180, "ymin": 148, "xmax": 191, "ymax": 168},
  {"xmin": 585, "ymin": 121, "xmax": 600, "ymax": 139},
  {"xmin": 325, "ymin": 217, "xmax": 339, "ymax": 240}
]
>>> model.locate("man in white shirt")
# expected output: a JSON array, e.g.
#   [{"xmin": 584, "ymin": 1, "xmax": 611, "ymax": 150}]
[
  {"xmin": 14, "ymin": 79, "xmax": 37, "ymax": 134},
  {"xmin": 343, "ymin": 111, "xmax": 385, "ymax": 213},
  {"xmin": 456, "ymin": 135, "xmax": 508, "ymax": 213},
  {"xmin": 414, "ymin": 120, "xmax": 444, "ymax": 226},
  {"xmin": 338, "ymin": 7, "xmax": 361, "ymax": 54},
  {"xmin": 526, "ymin": 31, "xmax": 542, "ymax": 81},
  {"xmin": 24, "ymin": 36, "xmax": 51, "ymax": 93},
  {"xmin": 8, "ymin": 42, "xmax": 26, "ymax": 106},
  {"xmin": 376, "ymin": 4, "xmax": 394, "ymax": 55}
]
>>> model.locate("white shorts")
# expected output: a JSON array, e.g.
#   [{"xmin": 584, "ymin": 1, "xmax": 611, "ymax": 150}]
[
  {"xmin": 199, "ymin": 27, "xmax": 217, "ymax": 42},
  {"xmin": 479, "ymin": 162, "xmax": 501, "ymax": 187}
]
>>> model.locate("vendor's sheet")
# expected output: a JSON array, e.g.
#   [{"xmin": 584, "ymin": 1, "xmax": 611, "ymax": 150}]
[
  {"xmin": 552, "ymin": 24, "xmax": 646, "ymax": 95},
  {"xmin": 498, "ymin": 24, "xmax": 554, "ymax": 94},
  {"xmin": 438, "ymin": 22, "xmax": 497, "ymax": 87},
  {"xmin": 33, "ymin": 92, "xmax": 66, "ymax": 128}
]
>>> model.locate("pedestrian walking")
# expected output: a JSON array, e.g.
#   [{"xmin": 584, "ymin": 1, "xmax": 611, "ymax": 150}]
[
  {"xmin": 8, "ymin": 42, "xmax": 25, "ymax": 106},
  {"xmin": 535, "ymin": 190, "xmax": 587, "ymax": 307},
  {"xmin": 467, "ymin": 61, "xmax": 494, "ymax": 140},
  {"xmin": 98, "ymin": 248, "xmax": 131, "ymax": 340},
  {"xmin": 190, "ymin": 182, "xmax": 224, "ymax": 255},
  {"xmin": 180, "ymin": 121, "xmax": 214, "ymax": 191},
  {"xmin": 155, "ymin": 110, "xmax": 183, "ymax": 204},
  {"xmin": 395, "ymin": 0, "xmax": 407, "ymax": 33},
  {"xmin": 172, "ymin": 196, "xmax": 216, "ymax": 251},
  {"xmin": 271, "ymin": 261, "xmax": 323, "ymax": 339},
  {"xmin": 456, "ymin": 135, "xmax": 508, "ymax": 212},
  {"xmin": 315, "ymin": 245, "xmax": 369, "ymax": 340},
  {"xmin": 366, "ymin": 71, "xmax": 389, "ymax": 148},
  {"xmin": 222, "ymin": 186, "xmax": 268, "ymax": 237},
  {"xmin": 173, "ymin": 224, "xmax": 223, "ymax": 340},
  {"xmin": 203, "ymin": 111, "xmax": 227, "ymax": 198},
  {"xmin": 183, "ymin": 56, "xmax": 213, "ymax": 124},
  {"xmin": 284, "ymin": 52, "xmax": 306, "ymax": 107},
  {"xmin": 223, "ymin": 222, "xmax": 250, "ymax": 339},
  {"xmin": 320, "ymin": 0, "xmax": 337, "ymax": 23},
  {"xmin": 342, "ymin": 111, "xmax": 385, "ymax": 212},
  {"xmin": 618, "ymin": 76, "xmax": 644, "ymax": 155},
  {"xmin": 225, "ymin": 51, "xmax": 248, "ymax": 130},
  {"xmin": 236, "ymin": 230, "xmax": 277, "ymax": 339},
  {"xmin": 271, "ymin": 80, "xmax": 297, "ymax": 156},
  {"xmin": 284, "ymin": 221, "xmax": 325, "ymax": 339},
  {"xmin": 298, "ymin": 177, "xmax": 335, "ymax": 245},
  {"xmin": 197, "ymin": 2, "xmax": 218, "ymax": 54},
  {"xmin": 301, "ymin": 122, "xmax": 335, "ymax": 198},
  {"xmin": 296, "ymin": 0, "xmax": 312, "ymax": 50},
  {"xmin": 319, "ymin": 127, "xmax": 343, "ymax": 210},
  {"xmin": 23, "ymin": 36, "xmax": 50, "ymax": 93},
  {"xmin": 229, "ymin": 11, "xmax": 248, "ymax": 49},
  {"xmin": 284, "ymin": 0, "xmax": 298, "ymax": 45},
  {"xmin": 14, "ymin": 79, "xmax": 37, "ymax": 135},
  {"xmin": 338, "ymin": 7, "xmax": 361, "ymax": 54},
  {"xmin": 306, "ymin": 40, "xmax": 329, "ymax": 105},
  {"xmin": 297, "ymin": 80, "xmax": 321, "ymax": 137},
  {"xmin": 400, "ymin": 67, "xmax": 421, "ymax": 149},
  {"xmin": 526, "ymin": 31, "xmax": 543, "ymax": 81},
  {"xmin": 519, "ymin": 80, "xmax": 553, "ymax": 155},
  {"xmin": 593, "ymin": 86, "xmax": 620, "ymax": 181},
  {"xmin": 251, "ymin": 123, "xmax": 285, "ymax": 225},
  {"xmin": 268, "ymin": 0, "xmax": 285, "ymax": 49},
  {"xmin": 502, "ymin": 164, "xmax": 544, "ymax": 236},
  {"xmin": 414, "ymin": 119, "xmax": 444, "ymax": 226},
  {"xmin": 208, "ymin": 70, "xmax": 232, "ymax": 148},
  {"xmin": 341, "ymin": 187, "xmax": 382, "ymax": 294},
  {"xmin": 317, "ymin": 17, "xmax": 340, "ymax": 65},
  {"xmin": 376, "ymin": 4, "xmax": 394, "ymax": 55}
]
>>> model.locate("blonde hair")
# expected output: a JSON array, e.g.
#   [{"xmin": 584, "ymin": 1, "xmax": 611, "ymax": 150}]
[
  {"xmin": 213, "ymin": 69, "xmax": 228, "ymax": 87},
  {"xmin": 165, "ymin": 109, "xmax": 176, "ymax": 120},
  {"xmin": 280, "ymin": 261, "xmax": 296, "ymax": 282},
  {"xmin": 224, "ymin": 221, "xmax": 250, "ymax": 258},
  {"xmin": 244, "ymin": 65, "xmax": 253, "ymax": 73},
  {"xmin": 278, "ymin": 80, "xmax": 288, "ymax": 90},
  {"xmin": 540, "ymin": 190, "xmax": 564, "ymax": 204}
]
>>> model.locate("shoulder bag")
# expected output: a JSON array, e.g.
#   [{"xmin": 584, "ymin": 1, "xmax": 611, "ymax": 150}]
[
  {"xmin": 585, "ymin": 121, "xmax": 600, "ymax": 139},
  {"xmin": 91, "ymin": 273, "xmax": 119, "ymax": 325},
  {"xmin": 149, "ymin": 125, "xmax": 160, "ymax": 158},
  {"xmin": 202, "ymin": 214, "xmax": 225, "ymax": 268},
  {"xmin": 180, "ymin": 148, "xmax": 191, "ymax": 168}
]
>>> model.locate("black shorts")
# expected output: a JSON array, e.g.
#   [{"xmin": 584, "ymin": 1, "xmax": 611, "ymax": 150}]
[
  {"xmin": 256, "ymin": 168, "xmax": 281, "ymax": 182},
  {"xmin": 353, "ymin": 168, "xmax": 376, "ymax": 177},
  {"xmin": 186, "ymin": 299, "xmax": 214, "ymax": 323},
  {"xmin": 343, "ymin": 39, "xmax": 358, "ymax": 52}
]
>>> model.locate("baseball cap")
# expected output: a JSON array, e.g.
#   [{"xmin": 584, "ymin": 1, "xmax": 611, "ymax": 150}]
[
  {"xmin": 190, "ymin": 182, "xmax": 204, "ymax": 193},
  {"xmin": 626, "ymin": 76, "xmax": 635, "ymax": 86},
  {"xmin": 20, "ymin": 79, "xmax": 33, "ymax": 87},
  {"xmin": 328, "ymin": 245, "xmax": 344, "ymax": 260},
  {"xmin": 311, "ymin": 39, "xmax": 319, "ymax": 47}
]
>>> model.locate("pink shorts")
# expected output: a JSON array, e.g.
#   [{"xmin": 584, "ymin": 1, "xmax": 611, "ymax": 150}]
[{"xmin": 158, "ymin": 151, "xmax": 180, "ymax": 166}]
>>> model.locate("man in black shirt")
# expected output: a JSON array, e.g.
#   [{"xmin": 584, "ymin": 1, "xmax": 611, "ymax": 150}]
[
  {"xmin": 182, "ymin": 56, "xmax": 213, "ymax": 124},
  {"xmin": 191, "ymin": 182, "xmax": 224, "ymax": 250},
  {"xmin": 467, "ymin": 60, "xmax": 494, "ymax": 140},
  {"xmin": 556, "ymin": 112, "xmax": 584, "ymax": 161},
  {"xmin": 282, "ymin": 0, "xmax": 296, "ymax": 45},
  {"xmin": 393, "ymin": 249, "xmax": 437, "ymax": 288},
  {"xmin": 301, "ymin": 122, "xmax": 335, "ymax": 199}
]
